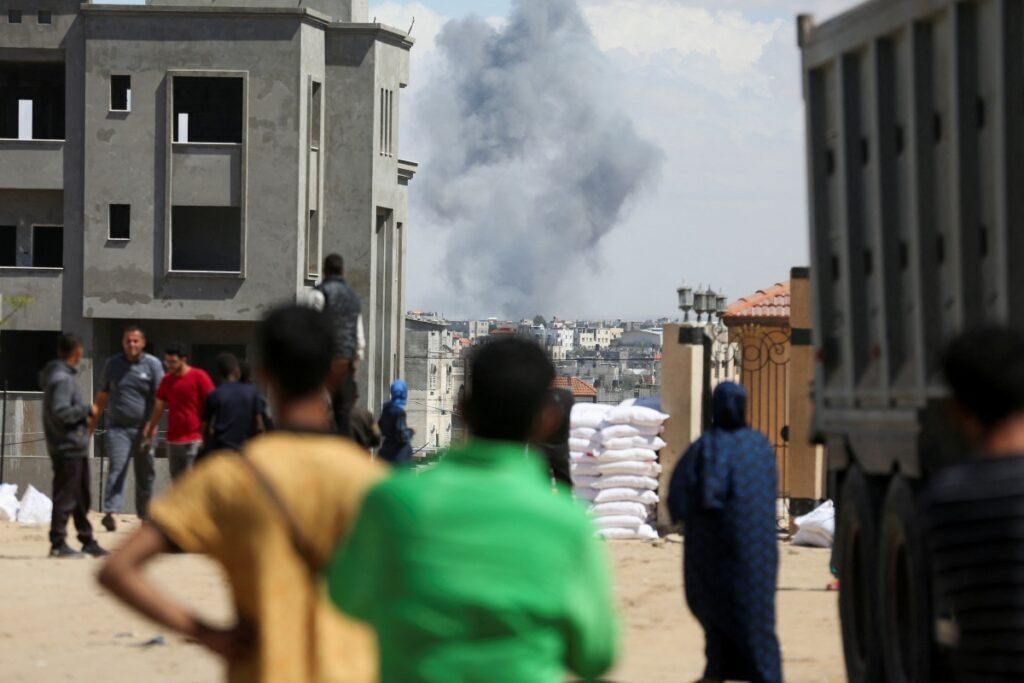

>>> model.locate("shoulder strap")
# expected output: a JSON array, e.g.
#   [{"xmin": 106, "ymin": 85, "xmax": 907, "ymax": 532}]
[{"xmin": 234, "ymin": 454, "xmax": 322, "ymax": 574}]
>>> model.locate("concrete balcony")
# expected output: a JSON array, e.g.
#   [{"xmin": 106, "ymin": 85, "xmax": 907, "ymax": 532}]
[
  {"xmin": 0, "ymin": 139, "xmax": 64, "ymax": 191},
  {"xmin": 0, "ymin": 267, "xmax": 63, "ymax": 330},
  {"xmin": 171, "ymin": 142, "xmax": 241, "ymax": 207}
]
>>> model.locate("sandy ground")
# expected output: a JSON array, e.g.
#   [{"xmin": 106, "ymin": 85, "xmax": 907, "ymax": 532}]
[{"xmin": 0, "ymin": 515, "xmax": 843, "ymax": 682}]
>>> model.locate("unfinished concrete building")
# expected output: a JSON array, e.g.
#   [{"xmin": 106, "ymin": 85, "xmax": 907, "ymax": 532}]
[{"xmin": 0, "ymin": 0, "xmax": 415, "ymax": 488}]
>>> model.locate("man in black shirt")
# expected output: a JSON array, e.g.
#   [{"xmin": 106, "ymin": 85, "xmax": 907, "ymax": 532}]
[
  {"xmin": 201, "ymin": 353, "xmax": 261, "ymax": 455},
  {"xmin": 927, "ymin": 327, "xmax": 1024, "ymax": 680}
]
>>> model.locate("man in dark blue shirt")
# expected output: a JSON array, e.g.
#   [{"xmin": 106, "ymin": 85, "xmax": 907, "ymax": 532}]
[{"xmin": 201, "ymin": 353, "xmax": 261, "ymax": 454}]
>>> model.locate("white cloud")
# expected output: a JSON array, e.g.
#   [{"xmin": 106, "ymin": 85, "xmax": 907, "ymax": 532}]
[{"xmin": 581, "ymin": 0, "xmax": 780, "ymax": 73}]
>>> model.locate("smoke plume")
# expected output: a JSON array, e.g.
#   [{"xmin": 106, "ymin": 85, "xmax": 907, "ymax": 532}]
[{"xmin": 414, "ymin": 0, "xmax": 662, "ymax": 317}]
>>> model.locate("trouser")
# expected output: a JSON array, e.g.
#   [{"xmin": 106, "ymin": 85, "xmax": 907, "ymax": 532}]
[
  {"xmin": 167, "ymin": 441, "xmax": 201, "ymax": 480},
  {"xmin": 50, "ymin": 457, "xmax": 94, "ymax": 546},
  {"xmin": 327, "ymin": 357, "xmax": 358, "ymax": 438},
  {"xmin": 103, "ymin": 426, "xmax": 155, "ymax": 517}
]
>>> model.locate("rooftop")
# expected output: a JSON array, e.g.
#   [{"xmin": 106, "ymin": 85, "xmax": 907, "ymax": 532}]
[
  {"xmin": 724, "ymin": 281, "xmax": 791, "ymax": 326},
  {"xmin": 553, "ymin": 376, "xmax": 598, "ymax": 399}
]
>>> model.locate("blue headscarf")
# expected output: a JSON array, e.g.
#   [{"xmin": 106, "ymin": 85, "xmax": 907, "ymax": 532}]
[
  {"xmin": 389, "ymin": 379, "xmax": 408, "ymax": 410},
  {"xmin": 668, "ymin": 382, "xmax": 751, "ymax": 520}
]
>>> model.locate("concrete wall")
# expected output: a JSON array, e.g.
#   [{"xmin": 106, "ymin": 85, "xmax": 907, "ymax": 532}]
[
  {"xmin": 787, "ymin": 267, "xmax": 826, "ymax": 515},
  {"xmin": 657, "ymin": 323, "xmax": 706, "ymax": 532},
  {"xmin": 0, "ymin": 0, "xmax": 80, "ymax": 50},
  {"xmin": 0, "ymin": 141, "xmax": 64, "ymax": 190},
  {"xmin": 2, "ymin": 454, "xmax": 174, "ymax": 515},
  {"xmin": 80, "ymin": 10, "xmax": 305, "ymax": 321}
]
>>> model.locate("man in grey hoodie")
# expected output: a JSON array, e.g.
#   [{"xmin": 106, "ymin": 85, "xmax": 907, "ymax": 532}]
[{"xmin": 41, "ymin": 333, "xmax": 108, "ymax": 558}]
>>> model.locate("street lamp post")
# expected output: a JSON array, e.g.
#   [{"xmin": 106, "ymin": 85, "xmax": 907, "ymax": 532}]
[{"xmin": 677, "ymin": 282, "xmax": 694, "ymax": 322}]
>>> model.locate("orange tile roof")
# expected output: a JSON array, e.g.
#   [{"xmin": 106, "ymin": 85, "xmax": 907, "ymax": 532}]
[
  {"xmin": 724, "ymin": 281, "xmax": 791, "ymax": 325},
  {"xmin": 552, "ymin": 376, "xmax": 598, "ymax": 399}
]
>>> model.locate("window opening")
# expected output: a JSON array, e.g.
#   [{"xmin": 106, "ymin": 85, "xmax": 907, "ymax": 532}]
[
  {"xmin": 37, "ymin": 10, "xmax": 50, "ymax": 24},
  {"xmin": 32, "ymin": 225, "xmax": 62, "ymax": 268},
  {"xmin": 111, "ymin": 75, "xmax": 131, "ymax": 112},
  {"xmin": 0, "ymin": 226, "xmax": 15, "ymax": 266},
  {"xmin": 0, "ymin": 62, "xmax": 65, "ymax": 139},
  {"xmin": 171, "ymin": 206, "xmax": 241, "ymax": 272},
  {"xmin": 173, "ymin": 76, "xmax": 243, "ymax": 144},
  {"xmin": 0, "ymin": 331, "xmax": 60, "ymax": 391},
  {"xmin": 109, "ymin": 204, "xmax": 130, "ymax": 240},
  {"xmin": 8, "ymin": 9, "xmax": 21, "ymax": 23}
]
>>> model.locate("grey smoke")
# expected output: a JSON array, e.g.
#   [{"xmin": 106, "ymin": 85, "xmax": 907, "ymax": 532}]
[{"xmin": 415, "ymin": 0, "xmax": 662, "ymax": 317}]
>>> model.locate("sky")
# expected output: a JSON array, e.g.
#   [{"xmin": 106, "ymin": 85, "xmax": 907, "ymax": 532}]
[{"xmin": 373, "ymin": 0, "xmax": 862, "ymax": 320}]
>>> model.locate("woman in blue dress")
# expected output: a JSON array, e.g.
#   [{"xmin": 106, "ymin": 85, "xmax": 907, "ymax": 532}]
[
  {"xmin": 668, "ymin": 381, "xmax": 782, "ymax": 683},
  {"xmin": 378, "ymin": 379, "xmax": 414, "ymax": 465}
]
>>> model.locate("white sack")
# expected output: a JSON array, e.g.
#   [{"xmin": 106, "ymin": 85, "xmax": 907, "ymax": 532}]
[
  {"xmin": 599, "ymin": 524, "xmax": 658, "ymax": 540},
  {"xmin": 574, "ymin": 487, "xmax": 600, "ymax": 502},
  {"xmin": 597, "ymin": 461, "xmax": 663, "ymax": 477},
  {"xmin": 589, "ymin": 501, "xmax": 648, "ymax": 519},
  {"xmin": 571, "ymin": 462, "xmax": 602, "ymax": 477},
  {"xmin": 792, "ymin": 500, "xmax": 835, "ymax": 548},
  {"xmin": 592, "ymin": 514, "xmax": 646, "ymax": 529},
  {"xmin": 593, "ymin": 475, "xmax": 659, "ymax": 490},
  {"xmin": 605, "ymin": 405, "xmax": 670, "ymax": 427},
  {"xmin": 594, "ymin": 488, "xmax": 660, "ymax": 505},
  {"xmin": 16, "ymin": 485, "xmax": 52, "ymax": 526},
  {"xmin": 572, "ymin": 475, "xmax": 602, "ymax": 490},
  {"xmin": 570, "ymin": 412, "xmax": 605, "ymax": 429},
  {"xmin": 597, "ymin": 448, "xmax": 658, "ymax": 463},
  {"xmin": 570, "ymin": 427, "xmax": 598, "ymax": 440},
  {"xmin": 602, "ymin": 436, "xmax": 668, "ymax": 451},
  {"xmin": 0, "ymin": 483, "xmax": 19, "ymax": 522},
  {"xmin": 600, "ymin": 424, "xmax": 641, "ymax": 440},
  {"xmin": 635, "ymin": 436, "xmax": 668, "ymax": 451},
  {"xmin": 568, "ymin": 437, "xmax": 598, "ymax": 452},
  {"xmin": 618, "ymin": 398, "xmax": 637, "ymax": 407}
]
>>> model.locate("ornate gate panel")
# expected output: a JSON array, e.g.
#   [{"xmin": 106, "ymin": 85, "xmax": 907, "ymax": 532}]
[{"xmin": 734, "ymin": 325, "xmax": 792, "ymax": 497}]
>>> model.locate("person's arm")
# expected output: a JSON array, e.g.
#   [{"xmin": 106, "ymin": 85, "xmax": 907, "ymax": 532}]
[
  {"xmin": 90, "ymin": 392, "xmax": 109, "ymax": 435},
  {"xmin": 396, "ymin": 409, "xmax": 413, "ymax": 445},
  {"xmin": 98, "ymin": 523, "xmax": 252, "ymax": 660},
  {"xmin": 144, "ymin": 399, "xmax": 166, "ymax": 442},
  {"xmin": 563, "ymin": 521, "xmax": 619, "ymax": 678},
  {"xmin": 50, "ymin": 376, "xmax": 93, "ymax": 426}
]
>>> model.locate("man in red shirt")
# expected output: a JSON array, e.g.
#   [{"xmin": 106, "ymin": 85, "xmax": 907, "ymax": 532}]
[{"xmin": 144, "ymin": 343, "xmax": 214, "ymax": 480}]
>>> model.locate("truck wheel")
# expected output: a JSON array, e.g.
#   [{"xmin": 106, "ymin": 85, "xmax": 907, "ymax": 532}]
[
  {"xmin": 838, "ymin": 466, "xmax": 882, "ymax": 683},
  {"xmin": 878, "ymin": 475, "xmax": 932, "ymax": 682}
]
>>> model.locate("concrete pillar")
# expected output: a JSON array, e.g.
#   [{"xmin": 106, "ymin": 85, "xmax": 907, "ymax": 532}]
[
  {"xmin": 657, "ymin": 323, "xmax": 707, "ymax": 533},
  {"xmin": 787, "ymin": 267, "xmax": 826, "ymax": 517}
]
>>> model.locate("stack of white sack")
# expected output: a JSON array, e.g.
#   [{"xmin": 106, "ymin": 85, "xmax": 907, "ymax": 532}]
[
  {"xmin": 588, "ymin": 402, "xmax": 669, "ymax": 541},
  {"xmin": 569, "ymin": 403, "xmax": 610, "ymax": 501}
]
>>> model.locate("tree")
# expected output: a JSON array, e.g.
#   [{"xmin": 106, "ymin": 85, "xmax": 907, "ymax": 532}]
[
  {"xmin": 0, "ymin": 296, "xmax": 34, "ymax": 329},
  {"xmin": 532, "ymin": 314, "xmax": 546, "ymax": 326}
]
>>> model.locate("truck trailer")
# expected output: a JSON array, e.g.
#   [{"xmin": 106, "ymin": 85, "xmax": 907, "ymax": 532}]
[{"xmin": 798, "ymin": 1, "xmax": 1024, "ymax": 680}]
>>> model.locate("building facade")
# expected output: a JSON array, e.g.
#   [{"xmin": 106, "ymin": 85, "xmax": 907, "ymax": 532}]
[
  {"xmin": 0, "ymin": 0, "xmax": 414, "ymax": 492},
  {"xmin": 405, "ymin": 316, "xmax": 457, "ymax": 457}
]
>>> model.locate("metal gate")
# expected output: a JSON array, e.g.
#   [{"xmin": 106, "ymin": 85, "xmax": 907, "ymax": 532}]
[{"xmin": 734, "ymin": 325, "xmax": 792, "ymax": 498}]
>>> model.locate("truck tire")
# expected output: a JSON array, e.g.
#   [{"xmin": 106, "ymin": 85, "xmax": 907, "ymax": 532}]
[
  {"xmin": 837, "ymin": 466, "xmax": 882, "ymax": 683},
  {"xmin": 878, "ymin": 475, "xmax": 932, "ymax": 682}
]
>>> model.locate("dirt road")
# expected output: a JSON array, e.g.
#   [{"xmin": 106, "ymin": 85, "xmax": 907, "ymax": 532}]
[{"xmin": 0, "ymin": 517, "xmax": 842, "ymax": 682}]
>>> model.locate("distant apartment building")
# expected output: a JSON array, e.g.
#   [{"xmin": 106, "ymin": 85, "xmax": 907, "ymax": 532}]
[
  {"xmin": 620, "ymin": 328, "xmax": 663, "ymax": 349},
  {"xmin": 405, "ymin": 316, "xmax": 457, "ymax": 455},
  {"xmin": 575, "ymin": 328, "xmax": 597, "ymax": 350},
  {"xmin": 0, "ymin": 0, "xmax": 415, "ymax": 457},
  {"xmin": 467, "ymin": 319, "xmax": 491, "ymax": 340}
]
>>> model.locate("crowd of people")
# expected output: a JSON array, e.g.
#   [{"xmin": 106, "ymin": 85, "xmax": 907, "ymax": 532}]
[{"xmin": 38, "ymin": 249, "xmax": 1024, "ymax": 681}]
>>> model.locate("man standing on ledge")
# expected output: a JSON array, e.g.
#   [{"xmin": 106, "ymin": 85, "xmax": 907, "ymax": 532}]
[
  {"xmin": 311, "ymin": 253, "xmax": 363, "ymax": 436},
  {"xmin": 328, "ymin": 338, "xmax": 619, "ymax": 682},
  {"xmin": 91, "ymin": 325, "xmax": 163, "ymax": 530},
  {"xmin": 144, "ymin": 343, "xmax": 214, "ymax": 479}
]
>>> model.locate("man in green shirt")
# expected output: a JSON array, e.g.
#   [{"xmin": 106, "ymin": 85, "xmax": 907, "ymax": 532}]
[{"xmin": 328, "ymin": 337, "xmax": 619, "ymax": 682}]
